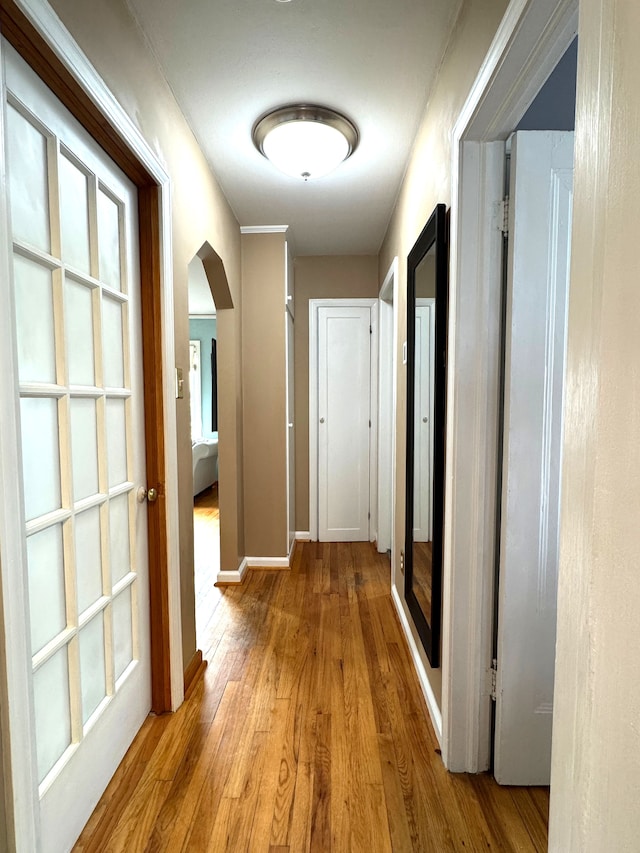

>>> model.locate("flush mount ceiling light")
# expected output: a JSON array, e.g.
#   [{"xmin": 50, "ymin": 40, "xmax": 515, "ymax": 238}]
[{"xmin": 252, "ymin": 104, "xmax": 359, "ymax": 181}]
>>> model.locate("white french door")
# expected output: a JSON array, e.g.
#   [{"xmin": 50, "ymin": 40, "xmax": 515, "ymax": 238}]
[{"xmin": 0, "ymin": 41, "xmax": 151, "ymax": 851}]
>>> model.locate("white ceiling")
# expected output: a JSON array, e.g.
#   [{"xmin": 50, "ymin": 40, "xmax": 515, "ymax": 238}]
[{"xmin": 126, "ymin": 0, "xmax": 461, "ymax": 256}]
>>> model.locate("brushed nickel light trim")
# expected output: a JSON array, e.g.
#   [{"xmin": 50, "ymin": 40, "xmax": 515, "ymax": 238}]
[{"xmin": 252, "ymin": 104, "xmax": 359, "ymax": 179}]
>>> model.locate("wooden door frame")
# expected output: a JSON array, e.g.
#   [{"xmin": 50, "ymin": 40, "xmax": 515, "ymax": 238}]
[
  {"xmin": 441, "ymin": 0, "xmax": 578, "ymax": 773},
  {"xmin": 309, "ymin": 298, "xmax": 378, "ymax": 543},
  {"xmin": 0, "ymin": 2, "xmax": 182, "ymax": 845}
]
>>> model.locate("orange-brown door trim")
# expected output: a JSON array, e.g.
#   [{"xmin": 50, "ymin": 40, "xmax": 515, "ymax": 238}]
[{"xmin": 0, "ymin": 0, "xmax": 174, "ymax": 713}]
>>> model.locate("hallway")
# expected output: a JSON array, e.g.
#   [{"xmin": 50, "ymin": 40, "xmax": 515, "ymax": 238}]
[{"xmin": 72, "ymin": 541, "xmax": 548, "ymax": 851}]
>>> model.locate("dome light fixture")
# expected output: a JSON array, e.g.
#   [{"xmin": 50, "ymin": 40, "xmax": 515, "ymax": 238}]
[{"xmin": 252, "ymin": 104, "xmax": 359, "ymax": 181}]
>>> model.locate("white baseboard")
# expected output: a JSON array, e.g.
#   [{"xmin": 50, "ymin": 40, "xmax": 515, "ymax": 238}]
[
  {"xmin": 245, "ymin": 556, "xmax": 290, "ymax": 569},
  {"xmin": 391, "ymin": 584, "xmax": 443, "ymax": 744},
  {"xmin": 215, "ymin": 557, "xmax": 248, "ymax": 585},
  {"xmin": 295, "ymin": 530, "xmax": 311, "ymax": 541}
]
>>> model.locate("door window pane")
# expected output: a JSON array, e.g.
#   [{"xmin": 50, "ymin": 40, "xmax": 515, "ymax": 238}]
[
  {"xmin": 79, "ymin": 613, "xmax": 106, "ymax": 723},
  {"xmin": 26, "ymin": 525, "xmax": 66, "ymax": 655},
  {"xmin": 6, "ymin": 103, "xmax": 50, "ymax": 252},
  {"xmin": 109, "ymin": 493, "xmax": 130, "ymax": 585},
  {"xmin": 75, "ymin": 507, "xmax": 103, "ymax": 614},
  {"xmin": 112, "ymin": 585, "xmax": 133, "ymax": 681},
  {"xmin": 14, "ymin": 255, "xmax": 56, "ymax": 384},
  {"xmin": 102, "ymin": 296, "xmax": 124, "ymax": 388},
  {"xmin": 33, "ymin": 647, "xmax": 71, "ymax": 783},
  {"xmin": 59, "ymin": 153, "xmax": 91, "ymax": 274},
  {"xmin": 97, "ymin": 188, "xmax": 122, "ymax": 291},
  {"xmin": 106, "ymin": 398, "xmax": 127, "ymax": 487},
  {"xmin": 70, "ymin": 397, "xmax": 99, "ymax": 501},
  {"xmin": 65, "ymin": 278, "xmax": 96, "ymax": 386},
  {"xmin": 20, "ymin": 397, "xmax": 61, "ymax": 521}
]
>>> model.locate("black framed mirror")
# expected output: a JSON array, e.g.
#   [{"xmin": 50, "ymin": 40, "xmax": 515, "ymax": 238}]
[{"xmin": 405, "ymin": 203, "xmax": 448, "ymax": 667}]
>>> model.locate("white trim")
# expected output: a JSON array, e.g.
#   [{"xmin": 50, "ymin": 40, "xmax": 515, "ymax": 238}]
[
  {"xmin": 441, "ymin": 0, "xmax": 578, "ymax": 773},
  {"xmin": 295, "ymin": 530, "xmax": 311, "ymax": 541},
  {"xmin": 391, "ymin": 585, "xmax": 443, "ymax": 743},
  {"xmin": 284, "ymin": 243, "xmax": 295, "ymax": 554},
  {"xmin": 377, "ymin": 258, "xmax": 398, "ymax": 561},
  {"xmin": 215, "ymin": 558, "xmax": 248, "ymax": 585},
  {"xmin": 309, "ymin": 298, "xmax": 378, "ymax": 542},
  {"xmin": 246, "ymin": 557, "xmax": 290, "ymax": 569},
  {"xmin": 369, "ymin": 301, "xmax": 379, "ymax": 544},
  {"xmin": 0, "ymin": 4, "xmax": 184, "ymax": 848},
  {"xmin": 240, "ymin": 225, "xmax": 289, "ymax": 234},
  {"xmin": 0, "ymin": 44, "xmax": 40, "ymax": 850}
]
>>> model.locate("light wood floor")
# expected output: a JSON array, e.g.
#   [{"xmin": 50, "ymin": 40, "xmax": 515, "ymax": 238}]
[
  {"xmin": 73, "ymin": 535, "xmax": 549, "ymax": 852},
  {"xmin": 192, "ymin": 484, "xmax": 223, "ymax": 651}
]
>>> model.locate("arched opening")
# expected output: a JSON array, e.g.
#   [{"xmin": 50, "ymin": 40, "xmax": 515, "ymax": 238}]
[{"xmin": 187, "ymin": 242, "xmax": 232, "ymax": 650}]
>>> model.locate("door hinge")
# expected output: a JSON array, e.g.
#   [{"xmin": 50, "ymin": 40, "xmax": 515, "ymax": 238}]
[
  {"xmin": 369, "ymin": 419, "xmax": 371, "ymax": 428},
  {"xmin": 498, "ymin": 197, "xmax": 509, "ymax": 235},
  {"xmin": 489, "ymin": 658, "xmax": 498, "ymax": 702},
  {"xmin": 370, "ymin": 324, "xmax": 372, "ymax": 334},
  {"xmin": 368, "ymin": 511, "xmax": 370, "ymax": 520}
]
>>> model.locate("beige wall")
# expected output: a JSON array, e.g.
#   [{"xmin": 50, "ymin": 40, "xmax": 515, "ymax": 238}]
[
  {"xmin": 48, "ymin": 0, "xmax": 244, "ymax": 669},
  {"xmin": 241, "ymin": 232, "xmax": 288, "ymax": 557},
  {"xmin": 293, "ymin": 256, "xmax": 379, "ymax": 532},
  {"xmin": 0, "ymin": 721, "xmax": 6, "ymax": 853},
  {"xmin": 378, "ymin": 0, "xmax": 510, "ymax": 712},
  {"xmin": 549, "ymin": 0, "xmax": 640, "ymax": 847}
]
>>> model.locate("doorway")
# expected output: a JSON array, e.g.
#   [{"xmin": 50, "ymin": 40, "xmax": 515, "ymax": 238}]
[
  {"xmin": 442, "ymin": 0, "xmax": 578, "ymax": 775},
  {"xmin": 0, "ymin": 20, "xmax": 180, "ymax": 851},
  {"xmin": 186, "ymin": 247, "xmax": 232, "ymax": 651},
  {"xmin": 309, "ymin": 298, "xmax": 378, "ymax": 542}
]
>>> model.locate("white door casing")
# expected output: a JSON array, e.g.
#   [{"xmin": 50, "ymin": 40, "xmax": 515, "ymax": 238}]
[
  {"xmin": 0, "ymin": 42, "xmax": 151, "ymax": 851},
  {"xmin": 311, "ymin": 301, "xmax": 374, "ymax": 542},
  {"xmin": 376, "ymin": 261, "xmax": 397, "ymax": 555},
  {"xmin": 286, "ymin": 306, "xmax": 295, "ymax": 555},
  {"xmin": 494, "ymin": 130, "xmax": 574, "ymax": 785}
]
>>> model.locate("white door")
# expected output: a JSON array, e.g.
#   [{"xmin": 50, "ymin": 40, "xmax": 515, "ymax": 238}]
[
  {"xmin": 413, "ymin": 300, "xmax": 435, "ymax": 543},
  {"xmin": 317, "ymin": 305, "xmax": 371, "ymax": 541},
  {"xmin": 0, "ymin": 42, "xmax": 151, "ymax": 850},
  {"xmin": 494, "ymin": 130, "xmax": 574, "ymax": 785}
]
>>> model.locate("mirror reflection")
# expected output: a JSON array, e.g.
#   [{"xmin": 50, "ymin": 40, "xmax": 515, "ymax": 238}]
[
  {"xmin": 404, "ymin": 203, "xmax": 447, "ymax": 667},
  {"xmin": 412, "ymin": 243, "xmax": 436, "ymax": 618}
]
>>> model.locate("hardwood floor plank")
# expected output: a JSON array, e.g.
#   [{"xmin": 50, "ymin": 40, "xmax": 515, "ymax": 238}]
[
  {"xmin": 377, "ymin": 732, "xmax": 416, "ymax": 852},
  {"xmin": 161, "ymin": 682, "xmax": 241, "ymax": 851},
  {"xmin": 248, "ymin": 698, "xmax": 291, "ymax": 849},
  {"xmin": 309, "ymin": 711, "xmax": 331, "ymax": 852},
  {"xmin": 74, "ymin": 542, "xmax": 549, "ymax": 853}
]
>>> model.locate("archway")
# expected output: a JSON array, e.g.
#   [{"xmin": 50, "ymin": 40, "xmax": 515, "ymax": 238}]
[{"xmin": 187, "ymin": 243, "xmax": 232, "ymax": 652}]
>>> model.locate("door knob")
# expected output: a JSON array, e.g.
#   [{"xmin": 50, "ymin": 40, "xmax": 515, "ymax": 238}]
[
  {"xmin": 137, "ymin": 486, "xmax": 158, "ymax": 503},
  {"xmin": 320, "ymin": 417, "xmax": 325, "ymax": 424}
]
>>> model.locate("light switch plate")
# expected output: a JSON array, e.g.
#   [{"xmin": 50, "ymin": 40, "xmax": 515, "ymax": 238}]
[{"xmin": 175, "ymin": 367, "xmax": 184, "ymax": 399}]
